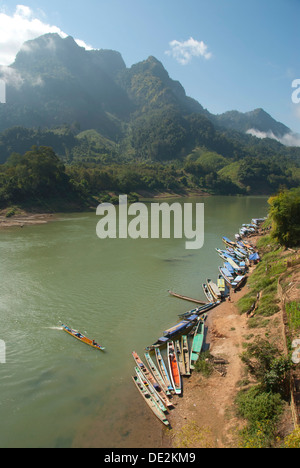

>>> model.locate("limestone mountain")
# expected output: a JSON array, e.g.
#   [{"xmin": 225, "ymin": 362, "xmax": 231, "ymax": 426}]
[{"xmin": 0, "ymin": 33, "xmax": 298, "ymax": 163}]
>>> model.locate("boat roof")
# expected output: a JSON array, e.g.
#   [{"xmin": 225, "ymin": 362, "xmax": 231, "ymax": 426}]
[
  {"xmin": 221, "ymin": 267, "xmax": 233, "ymax": 278},
  {"xmin": 186, "ymin": 314, "xmax": 199, "ymax": 322},
  {"xmin": 163, "ymin": 320, "xmax": 190, "ymax": 337},
  {"xmin": 235, "ymin": 275, "xmax": 245, "ymax": 282},
  {"xmin": 249, "ymin": 252, "xmax": 260, "ymax": 261}
]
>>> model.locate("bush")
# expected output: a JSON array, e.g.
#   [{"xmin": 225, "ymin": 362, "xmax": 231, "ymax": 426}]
[
  {"xmin": 236, "ymin": 386, "xmax": 284, "ymax": 448},
  {"xmin": 284, "ymin": 426, "xmax": 300, "ymax": 448},
  {"xmin": 236, "ymin": 386, "xmax": 283, "ymax": 424},
  {"xmin": 286, "ymin": 302, "xmax": 300, "ymax": 332}
]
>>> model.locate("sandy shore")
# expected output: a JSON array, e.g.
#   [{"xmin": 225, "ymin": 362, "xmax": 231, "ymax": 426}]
[{"xmin": 0, "ymin": 212, "xmax": 56, "ymax": 229}]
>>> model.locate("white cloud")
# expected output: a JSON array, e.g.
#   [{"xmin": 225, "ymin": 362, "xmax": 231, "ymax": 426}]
[
  {"xmin": 247, "ymin": 128, "xmax": 300, "ymax": 147},
  {"xmin": 165, "ymin": 37, "xmax": 212, "ymax": 65},
  {"xmin": 0, "ymin": 4, "xmax": 93, "ymax": 66}
]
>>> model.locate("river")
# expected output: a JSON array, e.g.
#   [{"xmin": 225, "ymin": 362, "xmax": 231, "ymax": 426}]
[{"xmin": 0, "ymin": 196, "xmax": 268, "ymax": 448}]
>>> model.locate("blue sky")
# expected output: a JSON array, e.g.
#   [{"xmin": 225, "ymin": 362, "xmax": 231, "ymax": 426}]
[{"xmin": 0, "ymin": 0, "xmax": 299, "ymax": 134}]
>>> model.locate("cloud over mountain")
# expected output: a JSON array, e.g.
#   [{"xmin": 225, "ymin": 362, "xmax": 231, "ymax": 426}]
[
  {"xmin": 0, "ymin": 4, "xmax": 92, "ymax": 66},
  {"xmin": 165, "ymin": 37, "xmax": 212, "ymax": 65}
]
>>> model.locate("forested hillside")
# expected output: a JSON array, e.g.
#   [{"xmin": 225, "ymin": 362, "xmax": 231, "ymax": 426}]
[{"xmin": 0, "ymin": 33, "xmax": 299, "ymax": 209}]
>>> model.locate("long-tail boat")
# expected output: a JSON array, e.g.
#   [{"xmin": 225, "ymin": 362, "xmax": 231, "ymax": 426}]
[
  {"xmin": 202, "ymin": 283, "xmax": 214, "ymax": 303},
  {"xmin": 135, "ymin": 366, "xmax": 167, "ymax": 414},
  {"xmin": 132, "ymin": 351, "xmax": 173, "ymax": 408},
  {"xmin": 181, "ymin": 335, "xmax": 191, "ymax": 376},
  {"xmin": 175, "ymin": 340, "xmax": 185, "ymax": 375},
  {"xmin": 190, "ymin": 318, "xmax": 205, "ymax": 370},
  {"xmin": 155, "ymin": 348, "xmax": 174, "ymax": 393},
  {"xmin": 62, "ymin": 325, "xmax": 105, "ymax": 351},
  {"xmin": 144, "ymin": 352, "xmax": 171, "ymax": 395},
  {"xmin": 168, "ymin": 290, "xmax": 207, "ymax": 305},
  {"xmin": 167, "ymin": 341, "xmax": 182, "ymax": 395},
  {"xmin": 207, "ymin": 279, "xmax": 222, "ymax": 302},
  {"xmin": 132, "ymin": 376, "xmax": 170, "ymax": 427}
]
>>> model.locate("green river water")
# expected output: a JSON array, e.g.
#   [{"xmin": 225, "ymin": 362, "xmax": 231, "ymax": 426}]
[{"xmin": 0, "ymin": 196, "xmax": 268, "ymax": 448}]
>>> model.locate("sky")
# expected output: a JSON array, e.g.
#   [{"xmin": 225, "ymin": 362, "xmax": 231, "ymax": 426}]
[{"xmin": 0, "ymin": 0, "xmax": 299, "ymax": 135}]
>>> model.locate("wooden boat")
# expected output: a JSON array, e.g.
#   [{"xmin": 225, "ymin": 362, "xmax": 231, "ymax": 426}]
[
  {"xmin": 135, "ymin": 366, "xmax": 167, "ymax": 414},
  {"xmin": 202, "ymin": 283, "xmax": 214, "ymax": 303},
  {"xmin": 181, "ymin": 335, "xmax": 191, "ymax": 376},
  {"xmin": 217, "ymin": 275, "xmax": 230, "ymax": 299},
  {"xmin": 175, "ymin": 340, "xmax": 185, "ymax": 376},
  {"xmin": 144, "ymin": 352, "xmax": 171, "ymax": 395},
  {"xmin": 179, "ymin": 301, "xmax": 218, "ymax": 319},
  {"xmin": 62, "ymin": 325, "xmax": 105, "ymax": 351},
  {"xmin": 132, "ymin": 351, "xmax": 173, "ymax": 408},
  {"xmin": 132, "ymin": 376, "xmax": 170, "ymax": 427},
  {"xmin": 168, "ymin": 290, "xmax": 207, "ymax": 305},
  {"xmin": 222, "ymin": 236, "xmax": 236, "ymax": 248},
  {"xmin": 190, "ymin": 318, "xmax": 205, "ymax": 370},
  {"xmin": 167, "ymin": 341, "xmax": 182, "ymax": 395},
  {"xmin": 207, "ymin": 279, "xmax": 222, "ymax": 301},
  {"xmin": 155, "ymin": 348, "xmax": 174, "ymax": 393}
]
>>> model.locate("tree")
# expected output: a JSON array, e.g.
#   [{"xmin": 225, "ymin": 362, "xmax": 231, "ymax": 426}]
[{"xmin": 268, "ymin": 187, "xmax": 300, "ymax": 247}]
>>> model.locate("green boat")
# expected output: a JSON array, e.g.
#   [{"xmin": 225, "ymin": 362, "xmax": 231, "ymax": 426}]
[
  {"xmin": 190, "ymin": 318, "xmax": 205, "ymax": 370},
  {"xmin": 132, "ymin": 376, "xmax": 170, "ymax": 427}
]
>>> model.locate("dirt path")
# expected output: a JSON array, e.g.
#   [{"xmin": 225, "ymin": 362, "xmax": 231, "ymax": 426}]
[{"xmin": 165, "ymin": 284, "xmax": 250, "ymax": 448}]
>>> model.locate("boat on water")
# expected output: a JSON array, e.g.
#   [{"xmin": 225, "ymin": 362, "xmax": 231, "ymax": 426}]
[
  {"xmin": 222, "ymin": 236, "xmax": 236, "ymax": 248},
  {"xmin": 62, "ymin": 325, "xmax": 105, "ymax": 351},
  {"xmin": 132, "ymin": 376, "xmax": 170, "ymax": 427},
  {"xmin": 181, "ymin": 335, "xmax": 191, "ymax": 376},
  {"xmin": 175, "ymin": 340, "xmax": 185, "ymax": 376},
  {"xmin": 132, "ymin": 351, "xmax": 173, "ymax": 408},
  {"xmin": 202, "ymin": 283, "xmax": 214, "ymax": 303},
  {"xmin": 179, "ymin": 301, "xmax": 217, "ymax": 318},
  {"xmin": 144, "ymin": 352, "xmax": 171, "ymax": 395},
  {"xmin": 217, "ymin": 275, "xmax": 228, "ymax": 299},
  {"xmin": 207, "ymin": 279, "xmax": 222, "ymax": 302},
  {"xmin": 168, "ymin": 290, "xmax": 207, "ymax": 305},
  {"xmin": 145, "ymin": 315, "xmax": 199, "ymax": 350},
  {"xmin": 167, "ymin": 341, "xmax": 182, "ymax": 395},
  {"xmin": 135, "ymin": 366, "xmax": 167, "ymax": 414},
  {"xmin": 190, "ymin": 318, "xmax": 205, "ymax": 370},
  {"xmin": 155, "ymin": 348, "xmax": 174, "ymax": 393}
]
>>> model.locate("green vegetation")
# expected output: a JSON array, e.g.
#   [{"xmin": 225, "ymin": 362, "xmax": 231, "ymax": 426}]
[
  {"xmin": 194, "ymin": 351, "xmax": 214, "ymax": 377},
  {"xmin": 268, "ymin": 188, "xmax": 300, "ymax": 247},
  {"xmin": 284, "ymin": 426, "xmax": 300, "ymax": 448},
  {"xmin": 237, "ymin": 338, "xmax": 291, "ymax": 447},
  {"xmin": 286, "ymin": 302, "xmax": 300, "ymax": 333},
  {"xmin": 0, "ymin": 34, "xmax": 299, "ymax": 208},
  {"xmin": 237, "ymin": 240, "xmax": 287, "ymax": 321}
]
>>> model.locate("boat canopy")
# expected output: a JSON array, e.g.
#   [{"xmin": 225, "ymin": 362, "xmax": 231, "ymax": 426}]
[
  {"xmin": 186, "ymin": 314, "xmax": 199, "ymax": 322},
  {"xmin": 235, "ymin": 275, "xmax": 245, "ymax": 283},
  {"xmin": 249, "ymin": 252, "xmax": 260, "ymax": 261},
  {"xmin": 163, "ymin": 320, "xmax": 190, "ymax": 337}
]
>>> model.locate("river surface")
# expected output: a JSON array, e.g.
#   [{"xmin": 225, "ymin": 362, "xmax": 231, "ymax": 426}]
[{"xmin": 0, "ymin": 196, "xmax": 268, "ymax": 448}]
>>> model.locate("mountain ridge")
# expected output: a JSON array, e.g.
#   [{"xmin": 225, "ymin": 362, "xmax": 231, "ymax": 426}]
[{"xmin": 0, "ymin": 32, "xmax": 299, "ymax": 162}]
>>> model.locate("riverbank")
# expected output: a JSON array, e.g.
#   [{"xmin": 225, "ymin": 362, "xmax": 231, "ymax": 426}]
[
  {"xmin": 0, "ymin": 210, "xmax": 57, "ymax": 229},
  {"xmin": 164, "ymin": 232, "xmax": 298, "ymax": 448}
]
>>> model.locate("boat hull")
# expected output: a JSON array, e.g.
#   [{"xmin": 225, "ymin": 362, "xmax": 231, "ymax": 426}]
[
  {"xmin": 167, "ymin": 341, "xmax": 182, "ymax": 395},
  {"xmin": 62, "ymin": 325, "xmax": 105, "ymax": 351}
]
